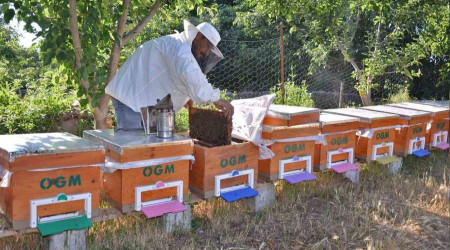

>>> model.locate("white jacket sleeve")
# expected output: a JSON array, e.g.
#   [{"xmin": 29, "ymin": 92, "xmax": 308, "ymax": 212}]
[{"xmin": 171, "ymin": 49, "xmax": 220, "ymax": 105}]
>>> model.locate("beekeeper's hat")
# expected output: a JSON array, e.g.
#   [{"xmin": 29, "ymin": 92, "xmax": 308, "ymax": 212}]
[{"xmin": 184, "ymin": 20, "xmax": 223, "ymax": 59}]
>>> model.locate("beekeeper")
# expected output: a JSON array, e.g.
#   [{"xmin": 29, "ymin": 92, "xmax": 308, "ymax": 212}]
[{"xmin": 105, "ymin": 20, "xmax": 233, "ymax": 129}]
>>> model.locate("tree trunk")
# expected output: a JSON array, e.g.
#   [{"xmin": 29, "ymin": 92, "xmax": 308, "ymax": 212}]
[
  {"xmin": 361, "ymin": 87, "xmax": 371, "ymax": 106},
  {"xmin": 94, "ymin": 0, "xmax": 162, "ymax": 129}
]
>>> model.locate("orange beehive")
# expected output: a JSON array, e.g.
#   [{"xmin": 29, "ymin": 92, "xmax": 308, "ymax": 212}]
[
  {"xmin": 314, "ymin": 113, "xmax": 359, "ymax": 171},
  {"xmin": 323, "ymin": 108, "xmax": 400, "ymax": 162},
  {"xmin": 389, "ymin": 102, "xmax": 449, "ymax": 149},
  {"xmin": 361, "ymin": 106, "xmax": 432, "ymax": 157},
  {"xmin": 259, "ymin": 123, "xmax": 320, "ymax": 181},
  {"xmin": 83, "ymin": 130, "xmax": 193, "ymax": 213},
  {"xmin": 263, "ymin": 105, "xmax": 320, "ymax": 126},
  {"xmin": 0, "ymin": 133, "xmax": 104, "ymax": 232},
  {"xmin": 190, "ymin": 141, "xmax": 258, "ymax": 199}
]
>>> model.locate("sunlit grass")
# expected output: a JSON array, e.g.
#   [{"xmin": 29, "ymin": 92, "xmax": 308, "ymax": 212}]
[{"xmin": 1, "ymin": 151, "xmax": 448, "ymax": 249}]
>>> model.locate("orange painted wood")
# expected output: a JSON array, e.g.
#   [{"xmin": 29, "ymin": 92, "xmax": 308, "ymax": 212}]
[
  {"xmin": 258, "ymin": 140, "xmax": 315, "ymax": 178},
  {"xmin": 364, "ymin": 117, "xmax": 400, "ymax": 129},
  {"xmin": 0, "ymin": 150, "xmax": 104, "ymax": 172},
  {"xmin": 394, "ymin": 122, "xmax": 428, "ymax": 156},
  {"xmin": 262, "ymin": 123, "xmax": 320, "ymax": 140},
  {"xmin": 103, "ymin": 160, "xmax": 190, "ymax": 208},
  {"xmin": 1, "ymin": 166, "xmax": 100, "ymax": 221},
  {"xmin": 409, "ymin": 115, "xmax": 432, "ymax": 126},
  {"xmin": 284, "ymin": 160, "xmax": 307, "ymax": 172},
  {"xmin": 106, "ymin": 142, "xmax": 194, "ymax": 163},
  {"xmin": 321, "ymin": 121, "xmax": 359, "ymax": 134},
  {"xmin": 367, "ymin": 128, "xmax": 396, "ymax": 157},
  {"xmin": 190, "ymin": 142, "xmax": 258, "ymax": 197},
  {"xmin": 314, "ymin": 131, "xmax": 356, "ymax": 167},
  {"xmin": 425, "ymin": 116, "xmax": 449, "ymax": 146},
  {"xmin": 263, "ymin": 112, "xmax": 320, "ymax": 126},
  {"xmin": 354, "ymin": 128, "xmax": 397, "ymax": 161},
  {"xmin": 354, "ymin": 136, "xmax": 369, "ymax": 159}
]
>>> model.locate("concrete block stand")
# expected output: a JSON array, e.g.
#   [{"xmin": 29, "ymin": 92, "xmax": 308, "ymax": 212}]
[
  {"xmin": 343, "ymin": 169, "xmax": 359, "ymax": 184},
  {"xmin": 247, "ymin": 183, "xmax": 276, "ymax": 211},
  {"xmin": 45, "ymin": 229, "xmax": 86, "ymax": 250},
  {"xmin": 162, "ymin": 206, "xmax": 192, "ymax": 233},
  {"xmin": 388, "ymin": 156, "xmax": 403, "ymax": 175}
]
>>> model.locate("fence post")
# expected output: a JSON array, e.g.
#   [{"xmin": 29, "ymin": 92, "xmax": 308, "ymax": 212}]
[
  {"xmin": 339, "ymin": 82, "xmax": 344, "ymax": 108},
  {"xmin": 280, "ymin": 23, "xmax": 285, "ymax": 104}
]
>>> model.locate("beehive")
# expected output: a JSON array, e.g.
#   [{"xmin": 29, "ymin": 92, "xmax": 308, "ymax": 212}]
[
  {"xmin": 263, "ymin": 105, "xmax": 320, "ymax": 126},
  {"xmin": 0, "ymin": 133, "xmax": 104, "ymax": 233},
  {"xmin": 257, "ymin": 105, "xmax": 320, "ymax": 182},
  {"xmin": 314, "ymin": 113, "xmax": 359, "ymax": 171},
  {"xmin": 190, "ymin": 141, "xmax": 259, "ymax": 200},
  {"xmin": 83, "ymin": 130, "xmax": 193, "ymax": 214},
  {"xmin": 323, "ymin": 108, "xmax": 399, "ymax": 162},
  {"xmin": 389, "ymin": 102, "xmax": 449, "ymax": 149},
  {"xmin": 361, "ymin": 106, "xmax": 432, "ymax": 157}
]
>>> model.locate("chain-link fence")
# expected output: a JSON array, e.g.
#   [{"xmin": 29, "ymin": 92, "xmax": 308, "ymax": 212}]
[{"xmin": 208, "ymin": 36, "xmax": 406, "ymax": 109}]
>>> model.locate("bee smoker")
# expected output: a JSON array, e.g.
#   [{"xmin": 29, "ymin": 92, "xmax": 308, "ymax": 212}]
[{"xmin": 141, "ymin": 94, "xmax": 175, "ymax": 138}]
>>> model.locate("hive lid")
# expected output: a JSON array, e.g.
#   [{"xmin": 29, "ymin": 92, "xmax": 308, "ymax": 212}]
[
  {"xmin": 323, "ymin": 108, "xmax": 398, "ymax": 123},
  {"xmin": 83, "ymin": 129, "xmax": 192, "ymax": 155},
  {"xmin": 361, "ymin": 105, "xmax": 430, "ymax": 120},
  {"xmin": 0, "ymin": 132, "xmax": 103, "ymax": 163},
  {"xmin": 319, "ymin": 112, "xmax": 360, "ymax": 126},
  {"xmin": 414, "ymin": 100, "xmax": 449, "ymax": 108},
  {"xmin": 388, "ymin": 102, "xmax": 448, "ymax": 114},
  {"xmin": 266, "ymin": 105, "xmax": 319, "ymax": 120}
]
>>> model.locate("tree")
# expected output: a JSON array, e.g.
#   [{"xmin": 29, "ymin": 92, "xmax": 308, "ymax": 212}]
[
  {"xmin": 1, "ymin": 0, "xmax": 205, "ymax": 128},
  {"xmin": 243, "ymin": 0, "xmax": 449, "ymax": 105}
]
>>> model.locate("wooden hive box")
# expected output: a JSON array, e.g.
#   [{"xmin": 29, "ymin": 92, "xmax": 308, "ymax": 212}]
[
  {"xmin": 83, "ymin": 130, "xmax": 193, "ymax": 214},
  {"xmin": 389, "ymin": 102, "xmax": 449, "ymax": 149},
  {"xmin": 0, "ymin": 133, "xmax": 104, "ymax": 232},
  {"xmin": 258, "ymin": 122, "xmax": 320, "ymax": 182},
  {"xmin": 263, "ymin": 105, "xmax": 320, "ymax": 126},
  {"xmin": 314, "ymin": 113, "xmax": 359, "ymax": 171},
  {"xmin": 323, "ymin": 108, "xmax": 400, "ymax": 162},
  {"xmin": 190, "ymin": 141, "xmax": 258, "ymax": 199},
  {"xmin": 361, "ymin": 106, "xmax": 432, "ymax": 157}
]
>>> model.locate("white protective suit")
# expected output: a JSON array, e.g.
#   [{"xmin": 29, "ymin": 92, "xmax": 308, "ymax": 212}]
[{"xmin": 105, "ymin": 20, "xmax": 222, "ymax": 112}]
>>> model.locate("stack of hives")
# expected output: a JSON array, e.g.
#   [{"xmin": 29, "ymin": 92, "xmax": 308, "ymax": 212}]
[
  {"xmin": 361, "ymin": 105, "xmax": 432, "ymax": 157},
  {"xmin": 83, "ymin": 130, "xmax": 193, "ymax": 218},
  {"xmin": 323, "ymin": 108, "xmax": 400, "ymax": 164},
  {"xmin": 188, "ymin": 107, "xmax": 259, "ymax": 202},
  {"xmin": 313, "ymin": 112, "xmax": 360, "ymax": 172},
  {"xmin": 259, "ymin": 105, "xmax": 320, "ymax": 184},
  {"xmin": 388, "ymin": 102, "xmax": 449, "ymax": 150},
  {"xmin": 0, "ymin": 133, "xmax": 104, "ymax": 236}
]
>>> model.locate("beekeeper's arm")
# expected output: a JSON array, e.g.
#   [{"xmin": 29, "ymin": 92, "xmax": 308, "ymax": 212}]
[{"xmin": 173, "ymin": 52, "xmax": 234, "ymax": 118}]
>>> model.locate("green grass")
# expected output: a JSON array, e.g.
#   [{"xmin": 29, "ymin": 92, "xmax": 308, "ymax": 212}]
[{"xmin": 1, "ymin": 151, "xmax": 448, "ymax": 249}]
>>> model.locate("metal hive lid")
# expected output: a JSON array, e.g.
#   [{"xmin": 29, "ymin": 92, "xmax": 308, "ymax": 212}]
[
  {"xmin": 413, "ymin": 100, "xmax": 449, "ymax": 109},
  {"xmin": 361, "ymin": 105, "xmax": 430, "ymax": 120},
  {"xmin": 0, "ymin": 132, "xmax": 103, "ymax": 162},
  {"xmin": 266, "ymin": 104, "xmax": 319, "ymax": 120},
  {"xmin": 83, "ymin": 129, "xmax": 192, "ymax": 154},
  {"xmin": 319, "ymin": 112, "xmax": 360, "ymax": 126},
  {"xmin": 388, "ymin": 102, "xmax": 448, "ymax": 114},
  {"xmin": 323, "ymin": 108, "xmax": 398, "ymax": 123}
]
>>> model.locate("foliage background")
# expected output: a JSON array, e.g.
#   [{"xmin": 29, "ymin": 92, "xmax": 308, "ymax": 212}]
[{"xmin": 0, "ymin": 0, "xmax": 448, "ymax": 134}]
